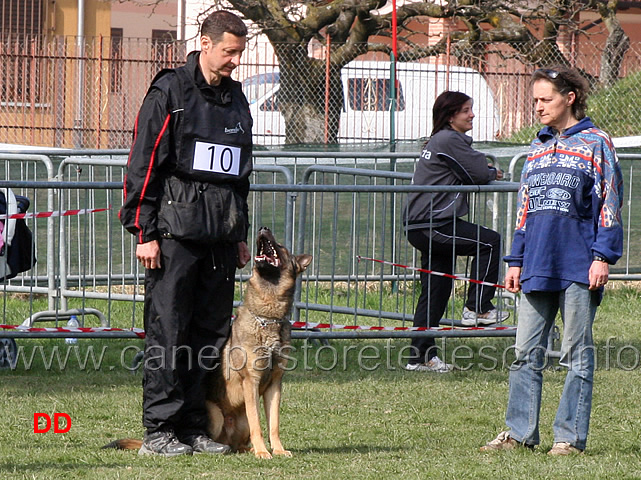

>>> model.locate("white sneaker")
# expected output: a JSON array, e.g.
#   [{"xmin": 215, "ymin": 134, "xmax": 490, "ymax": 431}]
[
  {"xmin": 462, "ymin": 306, "xmax": 509, "ymax": 326},
  {"xmin": 480, "ymin": 431, "xmax": 534, "ymax": 452},
  {"xmin": 548, "ymin": 442, "xmax": 583, "ymax": 455},
  {"xmin": 405, "ymin": 356, "xmax": 454, "ymax": 373}
]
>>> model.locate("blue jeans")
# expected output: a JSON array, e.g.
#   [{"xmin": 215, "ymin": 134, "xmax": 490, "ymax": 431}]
[{"xmin": 505, "ymin": 283, "xmax": 597, "ymax": 450}]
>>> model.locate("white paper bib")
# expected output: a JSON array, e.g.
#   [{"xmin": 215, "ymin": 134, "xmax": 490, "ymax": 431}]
[{"xmin": 193, "ymin": 141, "xmax": 241, "ymax": 176}]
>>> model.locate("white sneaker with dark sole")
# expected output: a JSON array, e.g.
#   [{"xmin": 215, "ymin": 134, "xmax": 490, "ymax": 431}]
[
  {"xmin": 462, "ymin": 307, "xmax": 510, "ymax": 326},
  {"xmin": 405, "ymin": 356, "xmax": 454, "ymax": 373}
]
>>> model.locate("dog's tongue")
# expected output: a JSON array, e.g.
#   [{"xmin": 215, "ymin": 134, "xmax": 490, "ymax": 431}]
[
  {"xmin": 255, "ymin": 237, "xmax": 281, "ymax": 267},
  {"xmin": 255, "ymin": 254, "xmax": 280, "ymax": 267}
]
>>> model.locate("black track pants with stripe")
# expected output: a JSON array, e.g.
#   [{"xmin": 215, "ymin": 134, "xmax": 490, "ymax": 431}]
[
  {"xmin": 406, "ymin": 219, "xmax": 501, "ymax": 363},
  {"xmin": 141, "ymin": 238, "xmax": 236, "ymax": 436}
]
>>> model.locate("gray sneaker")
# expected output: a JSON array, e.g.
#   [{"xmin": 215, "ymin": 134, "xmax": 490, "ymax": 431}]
[
  {"xmin": 181, "ymin": 434, "xmax": 231, "ymax": 454},
  {"xmin": 462, "ymin": 307, "xmax": 510, "ymax": 326},
  {"xmin": 138, "ymin": 430, "xmax": 193, "ymax": 457}
]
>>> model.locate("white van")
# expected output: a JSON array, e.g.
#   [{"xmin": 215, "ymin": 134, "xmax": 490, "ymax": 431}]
[{"xmin": 243, "ymin": 60, "xmax": 500, "ymax": 145}]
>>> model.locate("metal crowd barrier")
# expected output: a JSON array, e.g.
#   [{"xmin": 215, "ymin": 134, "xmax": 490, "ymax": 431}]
[
  {"xmin": 0, "ymin": 188, "xmax": 519, "ymax": 346},
  {"xmin": 3, "ymin": 148, "xmax": 638, "ymax": 347}
]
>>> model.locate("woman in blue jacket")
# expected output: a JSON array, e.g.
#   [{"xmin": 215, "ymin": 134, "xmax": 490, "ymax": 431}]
[
  {"xmin": 481, "ymin": 66, "xmax": 623, "ymax": 455},
  {"xmin": 403, "ymin": 91, "xmax": 507, "ymax": 373}
]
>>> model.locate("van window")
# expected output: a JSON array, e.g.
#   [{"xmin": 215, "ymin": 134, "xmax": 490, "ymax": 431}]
[
  {"xmin": 242, "ymin": 72, "xmax": 280, "ymax": 105},
  {"xmin": 346, "ymin": 77, "xmax": 405, "ymax": 111},
  {"xmin": 260, "ymin": 91, "xmax": 279, "ymax": 112}
]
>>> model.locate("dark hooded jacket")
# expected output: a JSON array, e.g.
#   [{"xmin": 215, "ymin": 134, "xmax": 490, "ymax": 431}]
[{"xmin": 403, "ymin": 127, "xmax": 497, "ymax": 230}]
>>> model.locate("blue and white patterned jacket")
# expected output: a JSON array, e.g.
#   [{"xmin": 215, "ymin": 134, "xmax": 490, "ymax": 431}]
[{"xmin": 504, "ymin": 117, "xmax": 624, "ymax": 292}]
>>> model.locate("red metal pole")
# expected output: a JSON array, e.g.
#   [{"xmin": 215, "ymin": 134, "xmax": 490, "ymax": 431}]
[
  {"xmin": 390, "ymin": 0, "xmax": 397, "ymax": 146},
  {"xmin": 445, "ymin": 34, "xmax": 451, "ymax": 87},
  {"xmin": 97, "ymin": 35, "xmax": 103, "ymax": 148},
  {"xmin": 392, "ymin": 0, "xmax": 397, "ymax": 61},
  {"xmin": 324, "ymin": 34, "xmax": 331, "ymax": 144}
]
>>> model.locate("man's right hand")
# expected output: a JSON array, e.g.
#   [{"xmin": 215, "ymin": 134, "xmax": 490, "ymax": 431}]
[
  {"xmin": 136, "ymin": 240, "xmax": 162, "ymax": 269},
  {"xmin": 504, "ymin": 266, "xmax": 522, "ymax": 293}
]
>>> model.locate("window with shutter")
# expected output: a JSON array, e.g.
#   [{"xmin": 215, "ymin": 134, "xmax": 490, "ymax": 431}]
[
  {"xmin": 110, "ymin": 28, "xmax": 123, "ymax": 93},
  {"xmin": 1, "ymin": 0, "xmax": 45, "ymax": 37},
  {"xmin": 0, "ymin": 0, "xmax": 47, "ymax": 107}
]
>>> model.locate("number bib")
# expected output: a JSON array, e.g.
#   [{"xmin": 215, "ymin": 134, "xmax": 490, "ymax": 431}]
[{"xmin": 193, "ymin": 141, "xmax": 241, "ymax": 176}]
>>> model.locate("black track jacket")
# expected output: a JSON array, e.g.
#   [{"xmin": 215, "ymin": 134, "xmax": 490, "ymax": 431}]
[
  {"xmin": 120, "ymin": 51, "xmax": 253, "ymax": 245},
  {"xmin": 403, "ymin": 128, "xmax": 497, "ymax": 230}
]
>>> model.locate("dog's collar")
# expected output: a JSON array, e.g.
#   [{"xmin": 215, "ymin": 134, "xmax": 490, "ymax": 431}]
[{"xmin": 253, "ymin": 314, "xmax": 289, "ymax": 328}]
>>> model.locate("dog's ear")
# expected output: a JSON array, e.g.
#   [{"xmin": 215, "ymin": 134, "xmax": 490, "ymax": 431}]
[{"xmin": 295, "ymin": 254, "xmax": 312, "ymax": 273}]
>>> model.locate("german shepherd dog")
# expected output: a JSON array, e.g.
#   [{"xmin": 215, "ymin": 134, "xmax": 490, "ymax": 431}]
[
  {"xmin": 104, "ymin": 227, "xmax": 312, "ymax": 458},
  {"xmin": 206, "ymin": 227, "xmax": 311, "ymax": 458}
]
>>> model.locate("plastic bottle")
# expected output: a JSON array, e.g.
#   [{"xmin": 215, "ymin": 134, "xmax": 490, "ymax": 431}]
[{"xmin": 65, "ymin": 315, "xmax": 79, "ymax": 344}]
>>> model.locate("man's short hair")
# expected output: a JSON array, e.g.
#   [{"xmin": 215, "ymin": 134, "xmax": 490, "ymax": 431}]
[{"xmin": 201, "ymin": 11, "xmax": 248, "ymax": 43}]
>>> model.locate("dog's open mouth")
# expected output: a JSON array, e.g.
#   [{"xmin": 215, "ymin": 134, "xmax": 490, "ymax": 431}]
[{"xmin": 255, "ymin": 236, "xmax": 280, "ymax": 268}]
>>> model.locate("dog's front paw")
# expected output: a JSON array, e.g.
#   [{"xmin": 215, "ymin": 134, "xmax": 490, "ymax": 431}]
[
  {"xmin": 272, "ymin": 449, "xmax": 293, "ymax": 457},
  {"xmin": 254, "ymin": 449, "xmax": 273, "ymax": 459}
]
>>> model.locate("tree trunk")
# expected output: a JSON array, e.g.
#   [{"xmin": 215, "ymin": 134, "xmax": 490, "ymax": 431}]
[
  {"xmin": 599, "ymin": 1, "xmax": 630, "ymax": 88},
  {"xmin": 273, "ymin": 44, "xmax": 344, "ymax": 145}
]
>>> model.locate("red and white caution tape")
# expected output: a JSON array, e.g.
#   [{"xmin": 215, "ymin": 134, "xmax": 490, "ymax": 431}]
[
  {"xmin": 1, "ymin": 206, "xmax": 110, "ymax": 220},
  {"xmin": 1, "ymin": 322, "xmax": 515, "ymax": 336},
  {"xmin": 0, "ymin": 324, "xmax": 145, "ymax": 338},
  {"xmin": 291, "ymin": 321, "xmax": 515, "ymax": 332},
  {"xmin": 357, "ymin": 255, "xmax": 505, "ymax": 289}
]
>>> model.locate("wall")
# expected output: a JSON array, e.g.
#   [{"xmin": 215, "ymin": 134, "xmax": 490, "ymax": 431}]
[
  {"xmin": 51, "ymin": 0, "xmax": 111, "ymax": 37},
  {"xmin": 110, "ymin": 0, "xmax": 177, "ymax": 39}
]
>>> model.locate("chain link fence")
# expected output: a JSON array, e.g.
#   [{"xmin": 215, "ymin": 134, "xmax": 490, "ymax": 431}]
[
  {"xmin": 1, "ymin": 35, "xmax": 641, "ymax": 149},
  {"xmin": 0, "ymin": 35, "xmax": 187, "ymax": 149}
]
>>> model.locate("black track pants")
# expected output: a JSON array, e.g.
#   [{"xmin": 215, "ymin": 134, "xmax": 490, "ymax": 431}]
[
  {"xmin": 406, "ymin": 219, "xmax": 501, "ymax": 363},
  {"xmin": 141, "ymin": 238, "xmax": 236, "ymax": 436}
]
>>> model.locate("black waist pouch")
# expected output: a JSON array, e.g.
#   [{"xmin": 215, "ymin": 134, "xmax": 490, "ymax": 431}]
[{"xmin": 157, "ymin": 177, "xmax": 246, "ymax": 245}]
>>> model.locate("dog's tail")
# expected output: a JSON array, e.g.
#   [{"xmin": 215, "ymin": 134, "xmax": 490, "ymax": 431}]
[{"xmin": 101, "ymin": 438, "xmax": 143, "ymax": 450}]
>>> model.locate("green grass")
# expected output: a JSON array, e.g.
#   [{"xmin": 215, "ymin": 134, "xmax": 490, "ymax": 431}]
[
  {"xmin": 2, "ymin": 286, "xmax": 641, "ymax": 478},
  {"xmin": 589, "ymin": 70, "xmax": 641, "ymax": 138}
]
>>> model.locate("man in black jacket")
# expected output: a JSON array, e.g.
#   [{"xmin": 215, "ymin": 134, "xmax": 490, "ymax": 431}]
[{"xmin": 120, "ymin": 11, "xmax": 252, "ymax": 457}]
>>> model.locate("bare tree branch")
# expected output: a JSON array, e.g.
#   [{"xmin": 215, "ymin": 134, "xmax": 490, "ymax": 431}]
[{"xmin": 190, "ymin": 0, "xmax": 629, "ymax": 143}]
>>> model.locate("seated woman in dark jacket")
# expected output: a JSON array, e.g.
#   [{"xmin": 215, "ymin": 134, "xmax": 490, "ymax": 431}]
[{"xmin": 403, "ymin": 90, "xmax": 508, "ymax": 373}]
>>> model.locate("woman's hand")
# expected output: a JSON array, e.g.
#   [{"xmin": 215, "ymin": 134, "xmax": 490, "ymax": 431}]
[
  {"xmin": 489, "ymin": 164, "xmax": 504, "ymax": 180},
  {"xmin": 589, "ymin": 259, "xmax": 609, "ymax": 290},
  {"xmin": 504, "ymin": 266, "xmax": 521, "ymax": 293}
]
